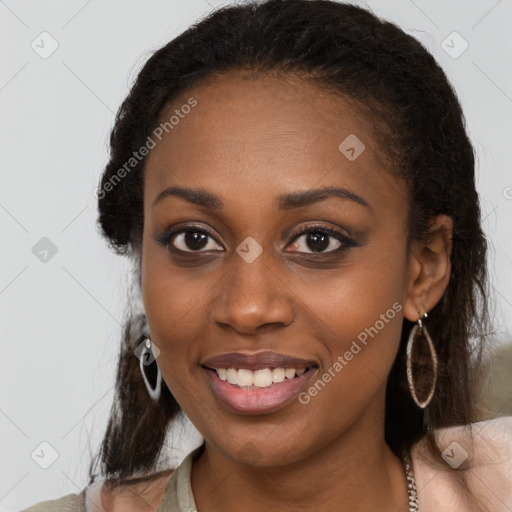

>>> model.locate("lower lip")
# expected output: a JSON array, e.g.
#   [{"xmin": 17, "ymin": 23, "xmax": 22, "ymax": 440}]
[{"xmin": 204, "ymin": 367, "xmax": 316, "ymax": 415}]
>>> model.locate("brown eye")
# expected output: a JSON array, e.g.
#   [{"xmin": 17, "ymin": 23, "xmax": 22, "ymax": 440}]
[
  {"xmin": 289, "ymin": 231, "xmax": 341, "ymax": 253},
  {"xmin": 155, "ymin": 225, "xmax": 224, "ymax": 254},
  {"xmin": 286, "ymin": 225, "xmax": 358, "ymax": 254},
  {"xmin": 171, "ymin": 229, "xmax": 223, "ymax": 252}
]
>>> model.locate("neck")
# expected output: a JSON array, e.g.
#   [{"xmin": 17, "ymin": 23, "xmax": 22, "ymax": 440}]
[{"xmin": 190, "ymin": 408, "xmax": 410, "ymax": 512}]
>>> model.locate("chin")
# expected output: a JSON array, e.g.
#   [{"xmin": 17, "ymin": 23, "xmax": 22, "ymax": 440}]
[{"xmin": 209, "ymin": 433, "xmax": 312, "ymax": 469}]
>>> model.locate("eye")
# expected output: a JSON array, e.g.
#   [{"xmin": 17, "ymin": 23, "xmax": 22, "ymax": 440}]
[
  {"xmin": 286, "ymin": 224, "xmax": 357, "ymax": 254},
  {"xmin": 155, "ymin": 223, "xmax": 360, "ymax": 256},
  {"xmin": 156, "ymin": 225, "xmax": 224, "ymax": 253}
]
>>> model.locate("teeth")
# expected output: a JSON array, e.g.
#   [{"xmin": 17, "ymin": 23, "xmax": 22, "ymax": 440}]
[
  {"xmin": 237, "ymin": 369, "xmax": 254, "ymax": 387},
  {"xmin": 226, "ymin": 368, "xmax": 238, "ymax": 384},
  {"xmin": 272, "ymin": 368, "xmax": 285, "ymax": 383},
  {"xmin": 254, "ymin": 369, "xmax": 273, "ymax": 387},
  {"xmin": 214, "ymin": 367, "xmax": 307, "ymax": 388},
  {"xmin": 285, "ymin": 368, "xmax": 295, "ymax": 379}
]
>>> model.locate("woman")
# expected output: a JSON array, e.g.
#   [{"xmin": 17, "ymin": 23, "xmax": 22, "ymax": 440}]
[{"xmin": 22, "ymin": 0, "xmax": 512, "ymax": 510}]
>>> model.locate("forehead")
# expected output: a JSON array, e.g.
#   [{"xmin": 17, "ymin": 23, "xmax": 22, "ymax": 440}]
[{"xmin": 143, "ymin": 70, "xmax": 406, "ymax": 216}]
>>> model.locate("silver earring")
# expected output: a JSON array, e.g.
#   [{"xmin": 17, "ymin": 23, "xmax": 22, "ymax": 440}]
[
  {"xmin": 406, "ymin": 309, "xmax": 438, "ymax": 409},
  {"xmin": 139, "ymin": 336, "xmax": 162, "ymax": 402}
]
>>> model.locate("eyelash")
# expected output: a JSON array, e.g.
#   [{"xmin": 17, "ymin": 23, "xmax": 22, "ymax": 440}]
[{"xmin": 155, "ymin": 223, "xmax": 360, "ymax": 256}]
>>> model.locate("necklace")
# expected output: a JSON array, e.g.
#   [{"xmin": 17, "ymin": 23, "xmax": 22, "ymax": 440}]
[{"xmin": 403, "ymin": 451, "xmax": 419, "ymax": 511}]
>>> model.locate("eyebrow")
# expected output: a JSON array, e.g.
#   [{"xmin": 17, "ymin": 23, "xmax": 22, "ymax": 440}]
[{"xmin": 152, "ymin": 185, "xmax": 370, "ymax": 210}]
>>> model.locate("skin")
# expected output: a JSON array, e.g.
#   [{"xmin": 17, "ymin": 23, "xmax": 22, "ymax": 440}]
[{"xmin": 139, "ymin": 70, "xmax": 453, "ymax": 512}]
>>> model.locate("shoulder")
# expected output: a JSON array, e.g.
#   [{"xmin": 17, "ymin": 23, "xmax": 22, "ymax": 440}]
[
  {"xmin": 411, "ymin": 416, "xmax": 512, "ymax": 511},
  {"xmin": 20, "ymin": 492, "xmax": 83, "ymax": 512},
  {"xmin": 19, "ymin": 469, "xmax": 175, "ymax": 512},
  {"xmin": 433, "ymin": 415, "xmax": 512, "ymax": 471},
  {"xmin": 85, "ymin": 468, "xmax": 174, "ymax": 512}
]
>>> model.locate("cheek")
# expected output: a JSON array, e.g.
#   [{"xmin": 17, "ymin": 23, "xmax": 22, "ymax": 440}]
[
  {"xmin": 305, "ymin": 245, "xmax": 407, "ymax": 371},
  {"xmin": 141, "ymin": 252, "xmax": 214, "ymax": 412},
  {"xmin": 140, "ymin": 245, "xmax": 211, "ymax": 362},
  {"xmin": 291, "ymin": 303, "xmax": 403, "ymax": 440}
]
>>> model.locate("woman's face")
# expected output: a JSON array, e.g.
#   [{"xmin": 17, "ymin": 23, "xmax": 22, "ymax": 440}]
[{"xmin": 141, "ymin": 71, "xmax": 417, "ymax": 466}]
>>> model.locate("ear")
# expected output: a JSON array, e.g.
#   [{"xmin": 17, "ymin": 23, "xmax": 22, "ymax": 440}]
[{"xmin": 403, "ymin": 214, "xmax": 453, "ymax": 322}]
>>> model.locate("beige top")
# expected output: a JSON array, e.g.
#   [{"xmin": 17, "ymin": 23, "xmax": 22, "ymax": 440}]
[{"xmin": 21, "ymin": 416, "xmax": 512, "ymax": 512}]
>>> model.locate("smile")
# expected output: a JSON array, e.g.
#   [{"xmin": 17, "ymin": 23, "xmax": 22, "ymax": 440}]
[
  {"xmin": 214, "ymin": 367, "xmax": 308, "ymax": 389},
  {"xmin": 201, "ymin": 350, "xmax": 318, "ymax": 415}
]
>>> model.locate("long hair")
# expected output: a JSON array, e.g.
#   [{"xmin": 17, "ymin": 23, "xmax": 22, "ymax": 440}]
[{"xmin": 90, "ymin": 0, "xmax": 492, "ymax": 485}]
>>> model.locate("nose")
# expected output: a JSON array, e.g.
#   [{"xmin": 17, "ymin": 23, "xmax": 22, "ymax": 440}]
[{"xmin": 212, "ymin": 248, "xmax": 294, "ymax": 335}]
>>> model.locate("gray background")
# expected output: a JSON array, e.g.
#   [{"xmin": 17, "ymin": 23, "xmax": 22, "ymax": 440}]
[{"xmin": 1, "ymin": 0, "xmax": 511, "ymax": 510}]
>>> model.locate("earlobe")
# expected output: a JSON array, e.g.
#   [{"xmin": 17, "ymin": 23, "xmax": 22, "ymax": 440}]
[{"xmin": 403, "ymin": 215, "xmax": 453, "ymax": 322}]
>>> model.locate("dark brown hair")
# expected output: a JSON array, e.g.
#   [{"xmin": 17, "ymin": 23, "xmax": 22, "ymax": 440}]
[{"xmin": 89, "ymin": 0, "xmax": 492, "ymax": 488}]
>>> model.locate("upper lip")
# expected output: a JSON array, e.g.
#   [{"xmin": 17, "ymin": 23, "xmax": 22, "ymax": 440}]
[{"xmin": 202, "ymin": 350, "xmax": 318, "ymax": 371}]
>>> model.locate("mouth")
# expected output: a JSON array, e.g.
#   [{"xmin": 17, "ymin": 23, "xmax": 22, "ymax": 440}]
[
  {"xmin": 206, "ymin": 366, "xmax": 313, "ymax": 389},
  {"xmin": 201, "ymin": 351, "xmax": 318, "ymax": 415}
]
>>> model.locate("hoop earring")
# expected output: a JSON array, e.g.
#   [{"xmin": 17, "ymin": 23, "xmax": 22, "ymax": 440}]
[
  {"xmin": 139, "ymin": 336, "xmax": 162, "ymax": 402},
  {"xmin": 406, "ymin": 309, "xmax": 438, "ymax": 409}
]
